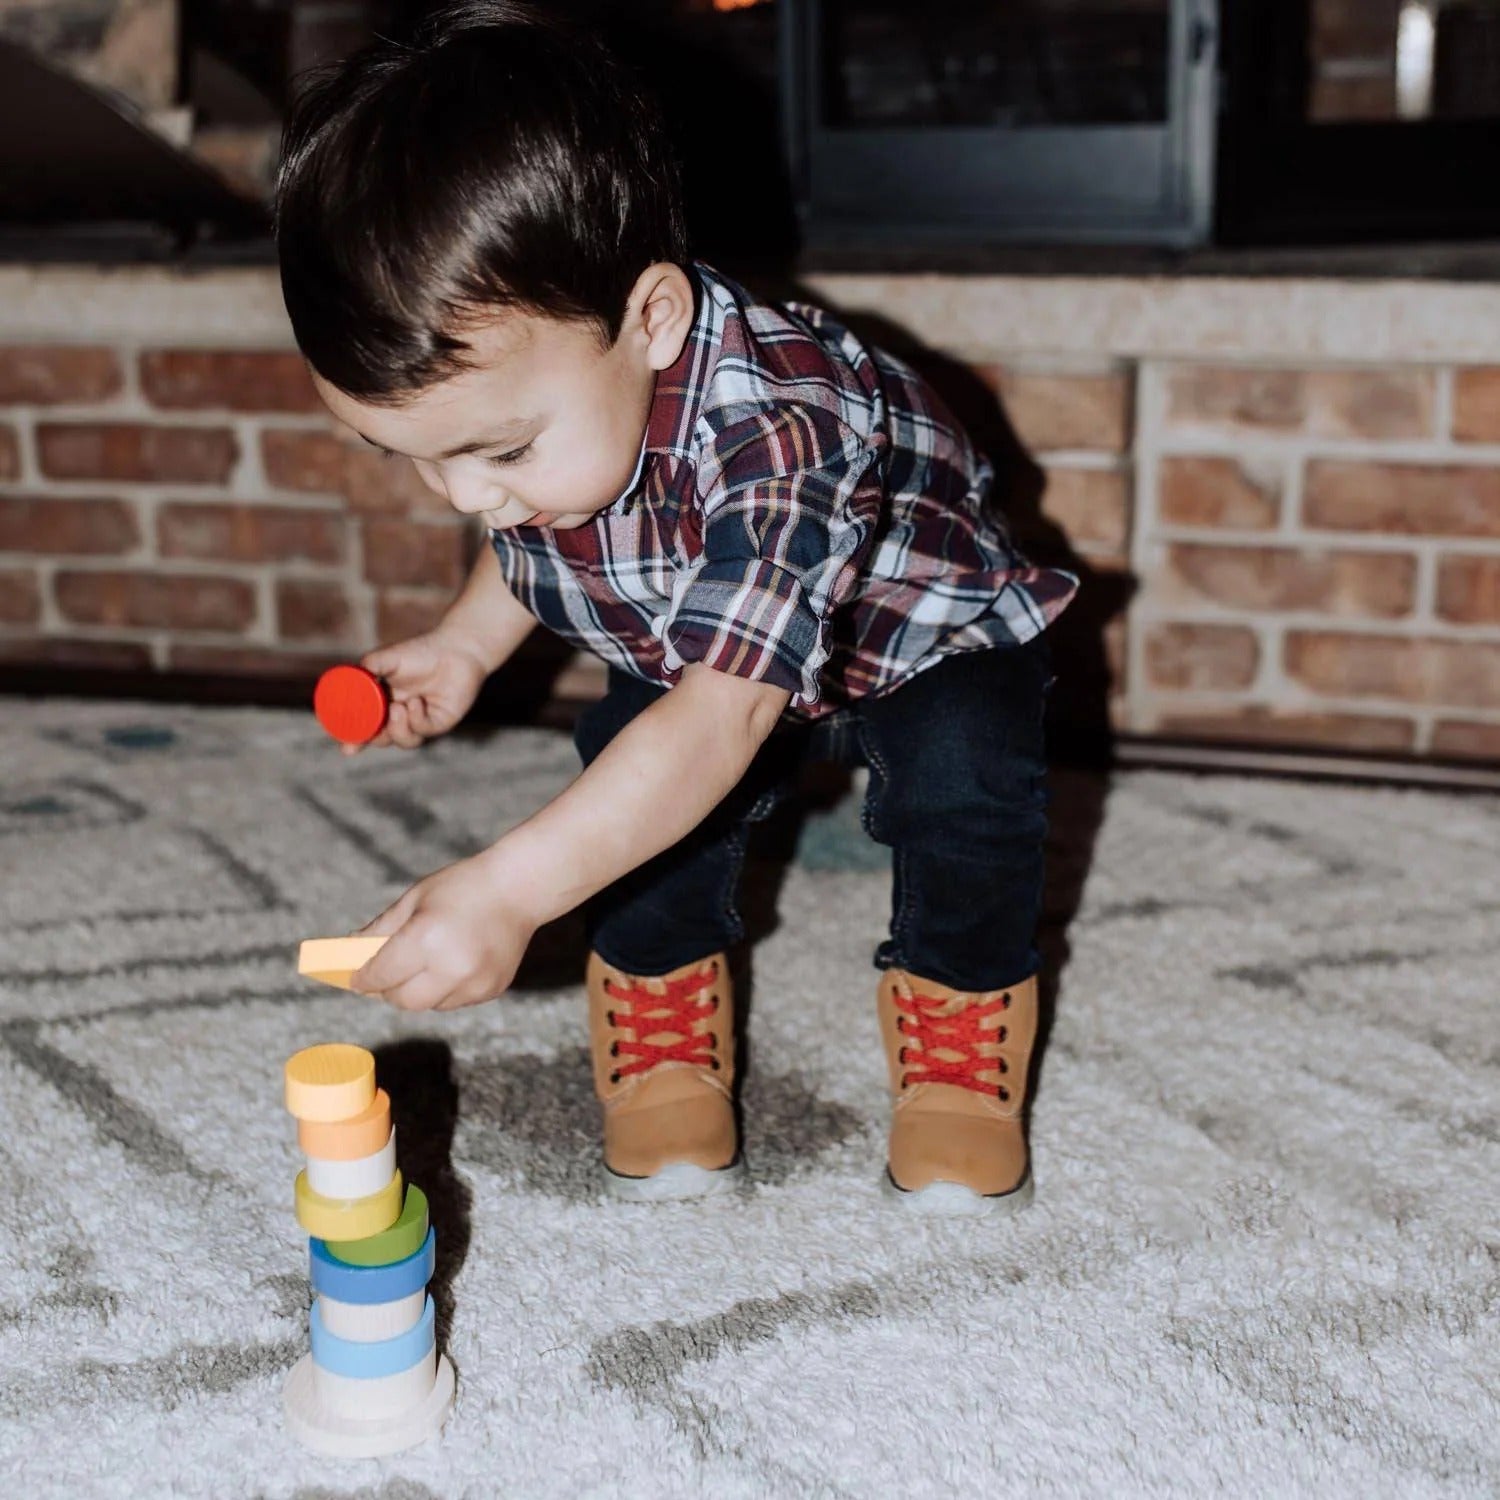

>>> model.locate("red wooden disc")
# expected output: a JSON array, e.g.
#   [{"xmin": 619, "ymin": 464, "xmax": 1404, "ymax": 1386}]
[{"xmin": 314, "ymin": 665, "xmax": 389, "ymax": 745}]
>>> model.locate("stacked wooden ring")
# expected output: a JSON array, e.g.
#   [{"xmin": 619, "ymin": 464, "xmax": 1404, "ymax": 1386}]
[{"xmin": 281, "ymin": 1043, "xmax": 455, "ymax": 1457}]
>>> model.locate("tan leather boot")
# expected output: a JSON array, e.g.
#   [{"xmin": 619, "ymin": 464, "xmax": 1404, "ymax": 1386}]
[
  {"xmin": 586, "ymin": 950, "xmax": 741, "ymax": 1200},
  {"xmin": 876, "ymin": 968, "xmax": 1038, "ymax": 1214}
]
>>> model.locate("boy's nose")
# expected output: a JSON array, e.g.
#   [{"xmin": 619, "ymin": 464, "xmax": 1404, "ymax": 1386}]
[{"xmin": 433, "ymin": 461, "xmax": 502, "ymax": 515}]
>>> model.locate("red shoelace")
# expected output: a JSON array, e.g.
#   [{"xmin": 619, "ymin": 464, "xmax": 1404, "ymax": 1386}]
[
  {"xmin": 604, "ymin": 963, "xmax": 720, "ymax": 1083},
  {"xmin": 895, "ymin": 989, "xmax": 1011, "ymax": 1098}
]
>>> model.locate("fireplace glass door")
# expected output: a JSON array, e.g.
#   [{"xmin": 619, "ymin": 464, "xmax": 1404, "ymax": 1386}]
[{"xmin": 790, "ymin": 0, "xmax": 1218, "ymax": 246}]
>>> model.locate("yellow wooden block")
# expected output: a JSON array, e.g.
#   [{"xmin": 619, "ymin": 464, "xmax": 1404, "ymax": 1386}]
[
  {"xmin": 298, "ymin": 936, "xmax": 389, "ymax": 992},
  {"xmin": 284, "ymin": 1043, "xmax": 376, "ymax": 1122},
  {"xmin": 295, "ymin": 1167, "xmax": 404, "ymax": 1240}
]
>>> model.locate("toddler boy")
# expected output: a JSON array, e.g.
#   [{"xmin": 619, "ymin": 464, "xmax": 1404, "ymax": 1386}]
[{"xmin": 276, "ymin": 0, "xmax": 1077, "ymax": 1214}]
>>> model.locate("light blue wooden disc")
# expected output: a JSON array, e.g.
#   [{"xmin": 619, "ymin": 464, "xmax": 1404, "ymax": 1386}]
[{"xmin": 310, "ymin": 1293, "xmax": 435, "ymax": 1379}]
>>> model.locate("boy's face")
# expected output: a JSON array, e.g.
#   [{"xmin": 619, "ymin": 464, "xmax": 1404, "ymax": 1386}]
[{"xmin": 310, "ymin": 264, "xmax": 694, "ymax": 533}]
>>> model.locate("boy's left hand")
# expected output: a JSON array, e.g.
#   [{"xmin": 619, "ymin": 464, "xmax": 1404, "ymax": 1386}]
[{"xmin": 350, "ymin": 851, "xmax": 534, "ymax": 1011}]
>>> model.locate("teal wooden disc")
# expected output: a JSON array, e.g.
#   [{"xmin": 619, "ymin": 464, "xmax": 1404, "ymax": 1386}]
[{"xmin": 324, "ymin": 1183, "xmax": 430, "ymax": 1267}]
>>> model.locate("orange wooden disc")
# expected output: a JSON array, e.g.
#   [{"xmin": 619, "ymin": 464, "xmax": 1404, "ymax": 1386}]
[
  {"xmin": 298, "ymin": 1088, "xmax": 392, "ymax": 1160},
  {"xmin": 314, "ymin": 665, "xmax": 388, "ymax": 745}
]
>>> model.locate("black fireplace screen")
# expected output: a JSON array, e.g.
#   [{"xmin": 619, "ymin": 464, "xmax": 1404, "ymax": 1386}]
[{"xmin": 820, "ymin": 1, "xmax": 1173, "ymax": 128}]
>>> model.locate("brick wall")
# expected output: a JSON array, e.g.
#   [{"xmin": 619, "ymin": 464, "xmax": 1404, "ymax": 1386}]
[
  {"xmin": 2, "ymin": 267, "xmax": 1499, "ymax": 763},
  {"xmin": 1132, "ymin": 364, "xmax": 1500, "ymax": 760}
]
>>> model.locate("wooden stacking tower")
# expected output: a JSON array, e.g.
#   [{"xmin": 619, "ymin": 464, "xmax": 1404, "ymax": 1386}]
[{"xmin": 281, "ymin": 1039, "xmax": 455, "ymax": 1456}]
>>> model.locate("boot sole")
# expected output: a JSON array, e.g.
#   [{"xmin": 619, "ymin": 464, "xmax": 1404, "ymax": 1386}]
[
  {"xmin": 882, "ymin": 1168, "xmax": 1034, "ymax": 1217},
  {"xmin": 602, "ymin": 1158, "xmax": 745, "ymax": 1202}
]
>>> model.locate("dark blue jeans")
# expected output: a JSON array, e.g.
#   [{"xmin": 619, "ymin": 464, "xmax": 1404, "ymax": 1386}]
[{"xmin": 574, "ymin": 638, "xmax": 1053, "ymax": 992}]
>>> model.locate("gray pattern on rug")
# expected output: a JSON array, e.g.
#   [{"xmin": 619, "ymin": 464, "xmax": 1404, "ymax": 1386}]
[{"xmin": 0, "ymin": 700, "xmax": 1496, "ymax": 1498}]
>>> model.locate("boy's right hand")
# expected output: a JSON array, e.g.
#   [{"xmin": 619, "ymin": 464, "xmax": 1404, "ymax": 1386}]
[{"xmin": 347, "ymin": 628, "xmax": 490, "ymax": 755}]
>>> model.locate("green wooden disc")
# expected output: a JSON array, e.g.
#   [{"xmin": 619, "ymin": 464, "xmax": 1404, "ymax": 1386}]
[{"xmin": 323, "ymin": 1183, "xmax": 430, "ymax": 1267}]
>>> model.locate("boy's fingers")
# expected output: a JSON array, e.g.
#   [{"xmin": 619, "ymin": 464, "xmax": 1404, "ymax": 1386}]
[
  {"xmin": 352, "ymin": 928, "xmax": 422, "ymax": 995},
  {"xmin": 405, "ymin": 696, "xmax": 443, "ymax": 737},
  {"xmin": 359, "ymin": 889, "xmax": 417, "ymax": 938},
  {"xmin": 384, "ymin": 701, "xmax": 425, "ymax": 750},
  {"xmin": 383, "ymin": 971, "xmax": 450, "ymax": 1013},
  {"xmin": 360, "ymin": 646, "xmax": 404, "ymax": 680}
]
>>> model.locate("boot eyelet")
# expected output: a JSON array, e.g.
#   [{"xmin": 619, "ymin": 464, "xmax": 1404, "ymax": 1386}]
[
  {"xmin": 1001, "ymin": 993, "xmax": 1012, "ymax": 1009},
  {"xmin": 998, "ymin": 1086, "xmax": 1010, "ymax": 1101},
  {"xmin": 606, "ymin": 1009, "xmax": 616, "ymax": 1026},
  {"xmin": 998, "ymin": 1026, "xmax": 1007, "ymax": 1042},
  {"xmin": 898, "ymin": 1046, "xmax": 908, "ymax": 1065},
  {"xmin": 609, "ymin": 1070, "xmax": 621, "ymax": 1084},
  {"xmin": 710, "ymin": 1058, "xmax": 721, "ymax": 1071},
  {"xmin": 999, "ymin": 1058, "xmax": 1008, "ymax": 1073},
  {"xmin": 609, "ymin": 1041, "xmax": 619, "ymax": 1057}
]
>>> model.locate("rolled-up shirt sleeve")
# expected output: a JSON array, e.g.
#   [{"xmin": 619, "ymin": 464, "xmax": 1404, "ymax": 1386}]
[{"xmin": 660, "ymin": 404, "xmax": 885, "ymax": 709}]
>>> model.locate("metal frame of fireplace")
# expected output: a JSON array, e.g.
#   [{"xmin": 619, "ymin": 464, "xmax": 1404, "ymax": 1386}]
[{"xmin": 781, "ymin": 0, "xmax": 1220, "ymax": 249}]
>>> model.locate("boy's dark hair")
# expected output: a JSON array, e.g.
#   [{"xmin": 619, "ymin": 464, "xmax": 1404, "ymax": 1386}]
[{"xmin": 274, "ymin": 0, "xmax": 689, "ymax": 402}]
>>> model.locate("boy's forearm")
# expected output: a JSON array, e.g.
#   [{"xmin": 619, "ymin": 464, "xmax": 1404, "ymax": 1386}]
[
  {"xmin": 482, "ymin": 664, "xmax": 790, "ymax": 928},
  {"xmin": 441, "ymin": 547, "xmax": 536, "ymax": 673}
]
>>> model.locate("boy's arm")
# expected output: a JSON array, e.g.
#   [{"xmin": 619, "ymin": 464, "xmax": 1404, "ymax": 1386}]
[
  {"xmin": 352, "ymin": 662, "xmax": 789, "ymax": 1009},
  {"xmin": 439, "ymin": 546, "xmax": 537, "ymax": 674},
  {"xmin": 489, "ymin": 663, "xmax": 789, "ymax": 926}
]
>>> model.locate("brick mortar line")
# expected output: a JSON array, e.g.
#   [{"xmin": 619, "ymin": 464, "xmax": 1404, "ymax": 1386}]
[
  {"xmin": 1143, "ymin": 527, "xmax": 1500, "ymax": 557},
  {"xmin": 36, "ymin": 556, "xmax": 60, "ymax": 633},
  {"xmin": 1259, "ymin": 619, "xmax": 1286, "ymax": 701},
  {"xmin": 1154, "ymin": 432, "xmax": 1500, "ymax": 464},
  {"xmin": 349, "ymin": 521, "xmax": 379, "ymax": 648},
  {"xmin": 1279, "ymin": 448, "xmax": 1304, "ymax": 537},
  {"xmin": 254, "ymin": 573, "xmax": 278, "ymax": 647},
  {"xmin": 1036, "ymin": 450, "xmax": 1125, "ymax": 470},
  {"xmin": 117, "ymin": 342, "xmax": 142, "ymax": 407},
  {"xmin": 1412, "ymin": 708, "xmax": 1436, "ymax": 757},
  {"xmin": 977, "ymin": 355, "xmax": 1130, "ymax": 377},
  {"xmin": 11, "ymin": 401, "xmax": 332, "ymax": 428},
  {"xmin": 1134, "ymin": 686, "xmax": 1500, "ymax": 724},
  {"xmin": 0, "ymin": 480, "xmax": 348, "ymax": 510},
  {"xmin": 230, "ymin": 416, "xmax": 268, "ymax": 496},
  {"xmin": 0, "ymin": 553, "xmax": 347, "ymax": 578},
  {"xmin": 1412, "ymin": 549, "xmax": 1438, "ymax": 628},
  {"xmin": 131, "ymin": 492, "xmax": 159, "ymax": 566},
  {"xmin": 1434, "ymin": 367, "xmax": 1457, "ymax": 445},
  {"xmin": 12, "ymin": 409, "xmax": 38, "ymax": 488},
  {"xmin": 1134, "ymin": 607, "xmax": 1500, "ymax": 641},
  {"xmin": 1134, "ymin": 597, "xmax": 1500, "ymax": 633},
  {"xmin": 1124, "ymin": 362, "xmax": 1164, "ymax": 737},
  {"xmin": 0, "ymin": 620, "xmax": 286, "ymax": 645}
]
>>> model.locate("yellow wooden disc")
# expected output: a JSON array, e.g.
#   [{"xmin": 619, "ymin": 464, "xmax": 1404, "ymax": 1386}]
[
  {"xmin": 295, "ymin": 1167, "xmax": 403, "ymax": 1241},
  {"xmin": 284, "ymin": 1043, "xmax": 376, "ymax": 1122},
  {"xmin": 298, "ymin": 937, "xmax": 389, "ymax": 992}
]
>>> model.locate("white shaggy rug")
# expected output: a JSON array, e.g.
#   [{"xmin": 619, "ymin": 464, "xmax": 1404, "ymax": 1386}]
[{"xmin": 1, "ymin": 698, "xmax": 1497, "ymax": 1499}]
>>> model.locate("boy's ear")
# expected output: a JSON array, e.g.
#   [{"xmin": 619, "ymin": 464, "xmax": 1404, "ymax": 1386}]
[{"xmin": 634, "ymin": 263, "xmax": 696, "ymax": 372}]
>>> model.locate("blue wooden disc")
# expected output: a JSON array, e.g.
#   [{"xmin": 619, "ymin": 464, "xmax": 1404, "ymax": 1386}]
[
  {"xmin": 310, "ymin": 1293, "xmax": 435, "ymax": 1379},
  {"xmin": 309, "ymin": 1228, "xmax": 435, "ymax": 1305}
]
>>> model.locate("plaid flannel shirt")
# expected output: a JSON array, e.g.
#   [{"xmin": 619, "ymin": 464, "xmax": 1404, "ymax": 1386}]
[{"xmin": 489, "ymin": 261, "xmax": 1078, "ymax": 721}]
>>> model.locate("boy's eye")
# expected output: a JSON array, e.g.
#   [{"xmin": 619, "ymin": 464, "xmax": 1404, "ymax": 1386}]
[{"xmin": 485, "ymin": 443, "xmax": 532, "ymax": 469}]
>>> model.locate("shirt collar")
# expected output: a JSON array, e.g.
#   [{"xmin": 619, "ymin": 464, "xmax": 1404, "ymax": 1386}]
[{"xmin": 643, "ymin": 261, "xmax": 712, "ymax": 461}]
